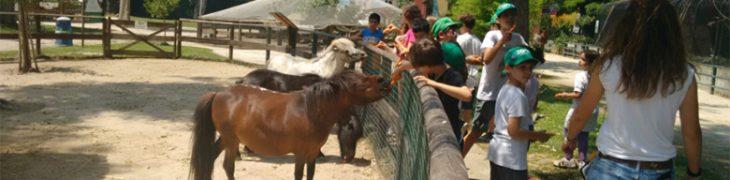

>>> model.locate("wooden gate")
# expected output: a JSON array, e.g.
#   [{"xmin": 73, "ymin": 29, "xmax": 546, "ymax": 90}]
[{"xmin": 103, "ymin": 17, "xmax": 182, "ymax": 59}]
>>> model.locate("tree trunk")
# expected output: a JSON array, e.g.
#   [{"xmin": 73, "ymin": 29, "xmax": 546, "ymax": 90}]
[
  {"xmin": 119, "ymin": 0, "xmax": 130, "ymax": 20},
  {"xmin": 510, "ymin": 0, "xmax": 530, "ymax": 41},
  {"xmin": 197, "ymin": 0, "xmax": 207, "ymax": 18},
  {"xmin": 17, "ymin": 0, "xmax": 34, "ymax": 73}
]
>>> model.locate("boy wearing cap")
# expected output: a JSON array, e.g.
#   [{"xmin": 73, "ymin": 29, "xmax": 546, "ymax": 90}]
[
  {"xmin": 406, "ymin": 38, "xmax": 472, "ymax": 147},
  {"xmin": 489, "ymin": 46, "xmax": 553, "ymax": 179},
  {"xmin": 463, "ymin": 3, "xmax": 528, "ymax": 157},
  {"xmin": 432, "ymin": 17, "xmax": 467, "ymax": 77}
]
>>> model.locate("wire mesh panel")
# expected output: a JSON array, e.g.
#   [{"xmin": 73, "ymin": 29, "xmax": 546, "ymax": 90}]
[{"xmin": 355, "ymin": 46, "xmax": 429, "ymax": 180}]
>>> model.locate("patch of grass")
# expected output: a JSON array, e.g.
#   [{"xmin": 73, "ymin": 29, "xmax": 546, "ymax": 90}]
[
  {"xmin": 0, "ymin": 43, "xmax": 227, "ymax": 61},
  {"xmin": 526, "ymin": 84, "xmax": 723, "ymax": 179}
]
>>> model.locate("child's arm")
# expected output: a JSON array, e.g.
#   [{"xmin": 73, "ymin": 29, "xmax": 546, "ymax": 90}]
[
  {"xmin": 555, "ymin": 91, "xmax": 582, "ymax": 99},
  {"xmin": 679, "ymin": 77, "xmax": 701, "ymax": 178},
  {"xmin": 481, "ymin": 25, "xmax": 516, "ymax": 65},
  {"xmin": 413, "ymin": 75, "xmax": 472, "ymax": 102},
  {"xmin": 465, "ymin": 55, "xmax": 483, "ymax": 65},
  {"xmin": 350, "ymin": 30, "xmax": 363, "ymax": 41},
  {"xmin": 507, "ymin": 117, "xmax": 553, "ymax": 142}
]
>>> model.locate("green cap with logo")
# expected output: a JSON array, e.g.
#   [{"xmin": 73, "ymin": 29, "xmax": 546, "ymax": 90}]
[
  {"xmin": 490, "ymin": 3, "xmax": 517, "ymax": 24},
  {"xmin": 432, "ymin": 17, "xmax": 462, "ymax": 38},
  {"xmin": 505, "ymin": 46, "xmax": 538, "ymax": 66}
]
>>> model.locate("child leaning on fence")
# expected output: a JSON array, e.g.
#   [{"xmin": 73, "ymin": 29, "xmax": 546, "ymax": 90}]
[
  {"xmin": 552, "ymin": 50, "xmax": 600, "ymax": 169},
  {"xmin": 392, "ymin": 38, "xmax": 472, "ymax": 147},
  {"xmin": 489, "ymin": 46, "xmax": 554, "ymax": 179}
]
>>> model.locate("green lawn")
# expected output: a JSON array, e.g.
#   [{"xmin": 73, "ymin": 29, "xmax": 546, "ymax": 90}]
[
  {"xmin": 526, "ymin": 85, "xmax": 722, "ymax": 179},
  {"xmin": 0, "ymin": 43, "xmax": 227, "ymax": 61}
]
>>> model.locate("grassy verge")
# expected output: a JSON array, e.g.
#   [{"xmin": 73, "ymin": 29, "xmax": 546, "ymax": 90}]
[
  {"xmin": 526, "ymin": 84, "xmax": 722, "ymax": 179},
  {"xmin": 0, "ymin": 43, "xmax": 227, "ymax": 61}
]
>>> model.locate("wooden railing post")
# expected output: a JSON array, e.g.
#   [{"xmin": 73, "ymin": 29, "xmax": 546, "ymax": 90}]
[
  {"xmin": 266, "ymin": 26, "xmax": 271, "ymax": 62},
  {"xmin": 81, "ymin": 14, "xmax": 85, "ymax": 46},
  {"xmin": 102, "ymin": 17, "xmax": 111, "ymax": 58},
  {"xmin": 174, "ymin": 20, "xmax": 182, "ymax": 59},
  {"xmin": 228, "ymin": 25, "xmax": 234, "ymax": 61},
  {"xmin": 311, "ymin": 33, "xmax": 318, "ymax": 56},
  {"xmin": 34, "ymin": 15, "xmax": 41, "ymax": 57},
  {"xmin": 287, "ymin": 26, "xmax": 296, "ymax": 56}
]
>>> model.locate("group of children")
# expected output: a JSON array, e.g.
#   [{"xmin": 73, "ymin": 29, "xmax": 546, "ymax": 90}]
[
  {"xmin": 354, "ymin": 3, "xmax": 601, "ymax": 179},
  {"xmin": 354, "ymin": 1, "xmax": 702, "ymax": 179}
]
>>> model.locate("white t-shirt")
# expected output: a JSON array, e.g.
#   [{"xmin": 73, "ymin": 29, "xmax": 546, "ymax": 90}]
[
  {"xmin": 457, "ymin": 32, "xmax": 483, "ymax": 88},
  {"xmin": 488, "ymin": 83, "xmax": 533, "ymax": 170},
  {"xmin": 563, "ymin": 71, "xmax": 599, "ymax": 131},
  {"xmin": 597, "ymin": 57, "xmax": 695, "ymax": 161},
  {"xmin": 476, "ymin": 30, "xmax": 527, "ymax": 101}
]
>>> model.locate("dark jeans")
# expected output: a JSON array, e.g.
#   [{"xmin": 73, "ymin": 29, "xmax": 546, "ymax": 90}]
[{"xmin": 490, "ymin": 161, "xmax": 528, "ymax": 180}]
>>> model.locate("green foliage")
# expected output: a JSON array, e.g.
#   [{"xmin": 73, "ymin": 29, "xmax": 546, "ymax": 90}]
[
  {"xmin": 562, "ymin": 0, "xmax": 585, "ymax": 12},
  {"xmin": 585, "ymin": 2, "xmax": 603, "ymax": 16},
  {"xmin": 447, "ymin": 0, "xmax": 499, "ymax": 39},
  {"xmin": 144, "ymin": 0, "xmax": 180, "ymax": 18}
]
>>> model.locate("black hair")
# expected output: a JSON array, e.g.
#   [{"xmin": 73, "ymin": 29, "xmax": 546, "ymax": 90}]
[
  {"xmin": 409, "ymin": 38, "xmax": 443, "ymax": 67},
  {"xmin": 458, "ymin": 14, "xmax": 476, "ymax": 29},
  {"xmin": 410, "ymin": 18, "xmax": 430, "ymax": 34},
  {"xmin": 368, "ymin": 13, "xmax": 381, "ymax": 22},
  {"xmin": 581, "ymin": 50, "xmax": 599, "ymax": 65}
]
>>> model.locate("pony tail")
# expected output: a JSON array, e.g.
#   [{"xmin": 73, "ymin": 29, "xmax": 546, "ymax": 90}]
[{"xmin": 190, "ymin": 93, "xmax": 219, "ymax": 180}]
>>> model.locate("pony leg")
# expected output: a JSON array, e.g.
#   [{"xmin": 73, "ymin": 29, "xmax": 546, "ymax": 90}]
[
  {"xmin": 306, "ymin": 160, "xmax": 316, "ymax": 180},
  {"xmin": 222, "ymin": 139, "xmax": 238, "ymax": 180},
  {"xmin": 294, "ymin": 156, "xmax": 305, "ymax": 180}
]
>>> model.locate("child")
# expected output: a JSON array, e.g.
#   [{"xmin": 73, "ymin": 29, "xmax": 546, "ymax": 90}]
[
  {"xmin": 401, "ymin": 38, "xmax": 472, "ymax": 146},
  {"xmin": 489, "ymin": 46, "xmax": 553, "ymax": 179},
  {"xmin": 463, "ymin": 2, "xmax": 528, "ymax": 157},
  {"xmin": 352, "ymin": 13, "xmax": 384, "ymax": 46},
  {"xmin": 432, "ymin": 17, "xmax": 467, "ymax": 76},
  {"xmin": 456, "ymin": 13, "xmax": 483, "ymax": 135},
  {"xmin": 553, "ymin": 50, "xmax": 600, "ymax": 168}
]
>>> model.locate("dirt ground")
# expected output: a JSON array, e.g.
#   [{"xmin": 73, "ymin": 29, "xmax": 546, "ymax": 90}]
[{"xmin": 0, "ymin": 59, "xmax": 378, "ymax": 180}]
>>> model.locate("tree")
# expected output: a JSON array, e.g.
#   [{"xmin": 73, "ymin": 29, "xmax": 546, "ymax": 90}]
[
  {"xmin": 144, "ymin": 0, "xmax": 180, "ymax": 19},
  {"xmin": 447, "ymin": 0, "xmax": 499, "ymax": 38}
]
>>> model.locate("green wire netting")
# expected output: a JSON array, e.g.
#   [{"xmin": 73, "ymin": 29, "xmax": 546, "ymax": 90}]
[{"xmin": 356, "ymin": 48, "xmax": 429, "ymax": 180}]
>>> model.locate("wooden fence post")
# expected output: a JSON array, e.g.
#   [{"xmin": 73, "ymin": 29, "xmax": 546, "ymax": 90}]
[
  {"xmin": 34, "ymin": 15, "xmax": 41, "ymax": 57},
  {"xmin": 266, "ymin": 27, "xmax": 271, "ymax": 62},
  {"xmin": 311, "ymin": 33, "xmax": 318, "ymax": 56},
  {"xmin": 102, "ymin": 17, "xmax": 111, "ymax": 58},
  {"xmin": 174, "ymin": 20, "xmax": 182, "ymax": 59},
  {"xmin": 287, "ymin": 26, "xmax": 296, "ymax": 56},
  {"xmin": 228, "ymin": 25, "xmax": 234, "ymax": 61}
]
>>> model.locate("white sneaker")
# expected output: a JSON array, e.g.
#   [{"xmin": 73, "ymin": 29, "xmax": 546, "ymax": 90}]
[{"xmin": 553, "ymin": 157, "xmax": 577, "ymax": 168}]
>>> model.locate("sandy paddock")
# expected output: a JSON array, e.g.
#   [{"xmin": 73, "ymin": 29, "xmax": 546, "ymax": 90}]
[{"xmin": 0, "ymin": 59, "xmax": 378, "ymax": 180}]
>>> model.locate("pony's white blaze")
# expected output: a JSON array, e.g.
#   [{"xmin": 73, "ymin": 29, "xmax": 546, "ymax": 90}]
[{"xmin": 266, "ymin": 38, "xmax": 366, "ymax": 78}]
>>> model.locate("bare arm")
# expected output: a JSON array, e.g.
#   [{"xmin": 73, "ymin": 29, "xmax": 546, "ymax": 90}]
[
  {"xmin": 555, "ymin": 91, "xmax": 582, "ymax": 99},
  {"xmin": 481, "ymin": 25, "xmax": 515, "ymax": 65},
  {"xmin": 414, "ymin": 75, "xmax": 472, "ymax": 102},
  {"xmin": 507, "ymin": 117, "xmax": 553, "ymax": 142},
  {"xmin": 465, "ymin": 55, "xmax": 483, "ymax": 65},
  {"xmin": 679, "ymin": 77, "xmax": 701, "ymax": 176}
]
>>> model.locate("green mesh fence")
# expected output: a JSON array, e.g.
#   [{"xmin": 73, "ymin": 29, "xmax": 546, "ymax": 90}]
[{"xmin": 355, "ymin": 47, "xmax": 429, "ymax": 180}]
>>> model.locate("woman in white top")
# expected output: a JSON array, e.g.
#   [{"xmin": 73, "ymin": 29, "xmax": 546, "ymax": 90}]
[{"xmin": 561, "ymin": 0, "xmax": 702, "ymax": 179}]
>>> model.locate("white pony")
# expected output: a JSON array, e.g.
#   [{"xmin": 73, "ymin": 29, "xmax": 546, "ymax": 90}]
[{"xmin": 267, "ymin": 38, "xmax": 366, "ymax": 78}]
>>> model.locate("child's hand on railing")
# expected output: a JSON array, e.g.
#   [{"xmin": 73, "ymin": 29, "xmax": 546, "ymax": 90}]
[{"xmin": 391, "ymin": 62, "xmax": 413, "ymax": 85}]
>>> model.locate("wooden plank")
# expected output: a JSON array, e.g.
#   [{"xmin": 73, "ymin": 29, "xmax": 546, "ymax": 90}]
[
  {"xmin": 0, "ymin": 33, "xmax": 105, "ymax": 39},
  {"xmin": 0, "ymin": 11, "xmax": 105, "ymax": 19},
  {"xmin": 116, "ymin": 26, "xmax": 170, "ymax": 51},
  {"xmin": 110, "ymin": 50, "xmax": 174, "ymax": 57},
  {"xmin": 110, "ymin": 34, "xmax": 176, "ymax": 41},
  {"xmin": 103, "ymin": 17, "xmax": 111, "ymax": 58},
  {"xmin": 228, "ymin": 26, "xmax": 234, "ymax": 61}
]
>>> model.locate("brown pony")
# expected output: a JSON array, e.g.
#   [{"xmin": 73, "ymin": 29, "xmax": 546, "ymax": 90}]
[{"xmin": 190, "ymin": 71, "xmax": 390, "ymax": 180}]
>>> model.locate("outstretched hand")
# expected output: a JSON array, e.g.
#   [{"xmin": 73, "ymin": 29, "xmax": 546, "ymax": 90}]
[
  {"xmin": 413, "ymin": 75, "xmax": 436, "ymax": 86},
  {"xmin": 535, "ymin": 130, "xmax": 555, "ymax": 143},
  {"xmin": 499, "ymin": 24, "xmax": 517, "ymax": 44},
  {"xmin": 391, "ymin": 62, "xmax": 413, "ymax": 85}
]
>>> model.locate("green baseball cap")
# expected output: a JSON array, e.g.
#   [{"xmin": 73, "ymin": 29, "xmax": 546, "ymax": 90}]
[
  {"xmin": 502, "ymin": 46, "xmax": 538, "ymax": 75},
  {"xmin": 432, "ymin": 17, "xmax": 462, "ymax": 38},
  {"xmin": 490, "ymin": 3, "xmax": 516, "ymax": 24}
]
